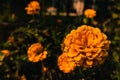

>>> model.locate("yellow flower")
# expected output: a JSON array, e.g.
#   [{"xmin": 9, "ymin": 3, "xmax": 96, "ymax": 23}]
[
  {"xmin": 25, "ymin": 1, "xmax": 40, "ymax": 15},
  {"xmin": 84, "ymin": 9, "xmax": 96, "ymax": 18},
  {"xmin": 58, "ymin": 53, "xmax": 76, "ymax": 73},
  {"xmin": 1, "ymin": 50, "xmax": 10, "ymax": 57},
  {"xmin": 27, "ymin": 43, "xmax": 48, "ymax": 62},
  {"xmin": 62, "ymin": 25, "xmax": 111, "ymax": 68}
]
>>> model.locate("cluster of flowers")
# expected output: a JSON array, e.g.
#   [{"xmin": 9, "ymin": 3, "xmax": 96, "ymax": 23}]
[
  {"xmin": 25, "ymin": 1, "xmax": 41, "ymax": 15},
  {"xmin": 25, "ymin": 1, "xmax": 96, "ymax": 19},
  {"xmin": 3, "ymin": 1, "xmax": 109, "ymax": 74},
  {"xmin": 58, "ymin": 25, "xmax": 111, "ymax": 73},
  {"xmin": 0, "ymin": 43, "xmax": 48, "ymax": 63}
]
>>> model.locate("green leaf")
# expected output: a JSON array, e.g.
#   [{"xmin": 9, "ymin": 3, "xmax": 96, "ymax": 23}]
[
  {"xmin": 112, "ymin": 52, "xmax": 119, "ymax": 62},
  {"xmin": 112, "ymin": 13, "xmax": 119, "ymax": 19}
]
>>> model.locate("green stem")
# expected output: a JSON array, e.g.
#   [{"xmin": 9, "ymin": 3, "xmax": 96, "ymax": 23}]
[
  {"xmin": 77, "ymin": 67, "xmax": 85, "ymax": 77},
  {"xmin": 41, "ymin": 61, "xmax": 45, "ymax": 80}
]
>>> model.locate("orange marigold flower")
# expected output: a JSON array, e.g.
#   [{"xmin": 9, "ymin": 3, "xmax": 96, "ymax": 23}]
[
  {"xmin": 84, "ymin": 9, "xmax": 96, "ymax": 18},
  {"xmin": 25, "ymin": 1, "xmax": 40, "ymax": 15},
  {"xmin": 62, "ymin": 25, "xmax": 111, "ymax": 68},
  {"xmin": 58, "ymin": 53, "xmax": 76, "ymax": 73},
  {"xmin": 1, "ymin": 50, "xmax": 10, "ymax": 57},
  {"xmin": 27, "ymin": 43, "xmax": 48, "ymax": 62},
  {"xmin": 0, "ymin": 49, "xmax": 10, "ymax": 57}
]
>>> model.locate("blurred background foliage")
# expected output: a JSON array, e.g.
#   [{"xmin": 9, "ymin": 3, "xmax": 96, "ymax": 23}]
[{"xmin": 0, "ymin": 0, "xmax": 120, "ymax": 80}]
